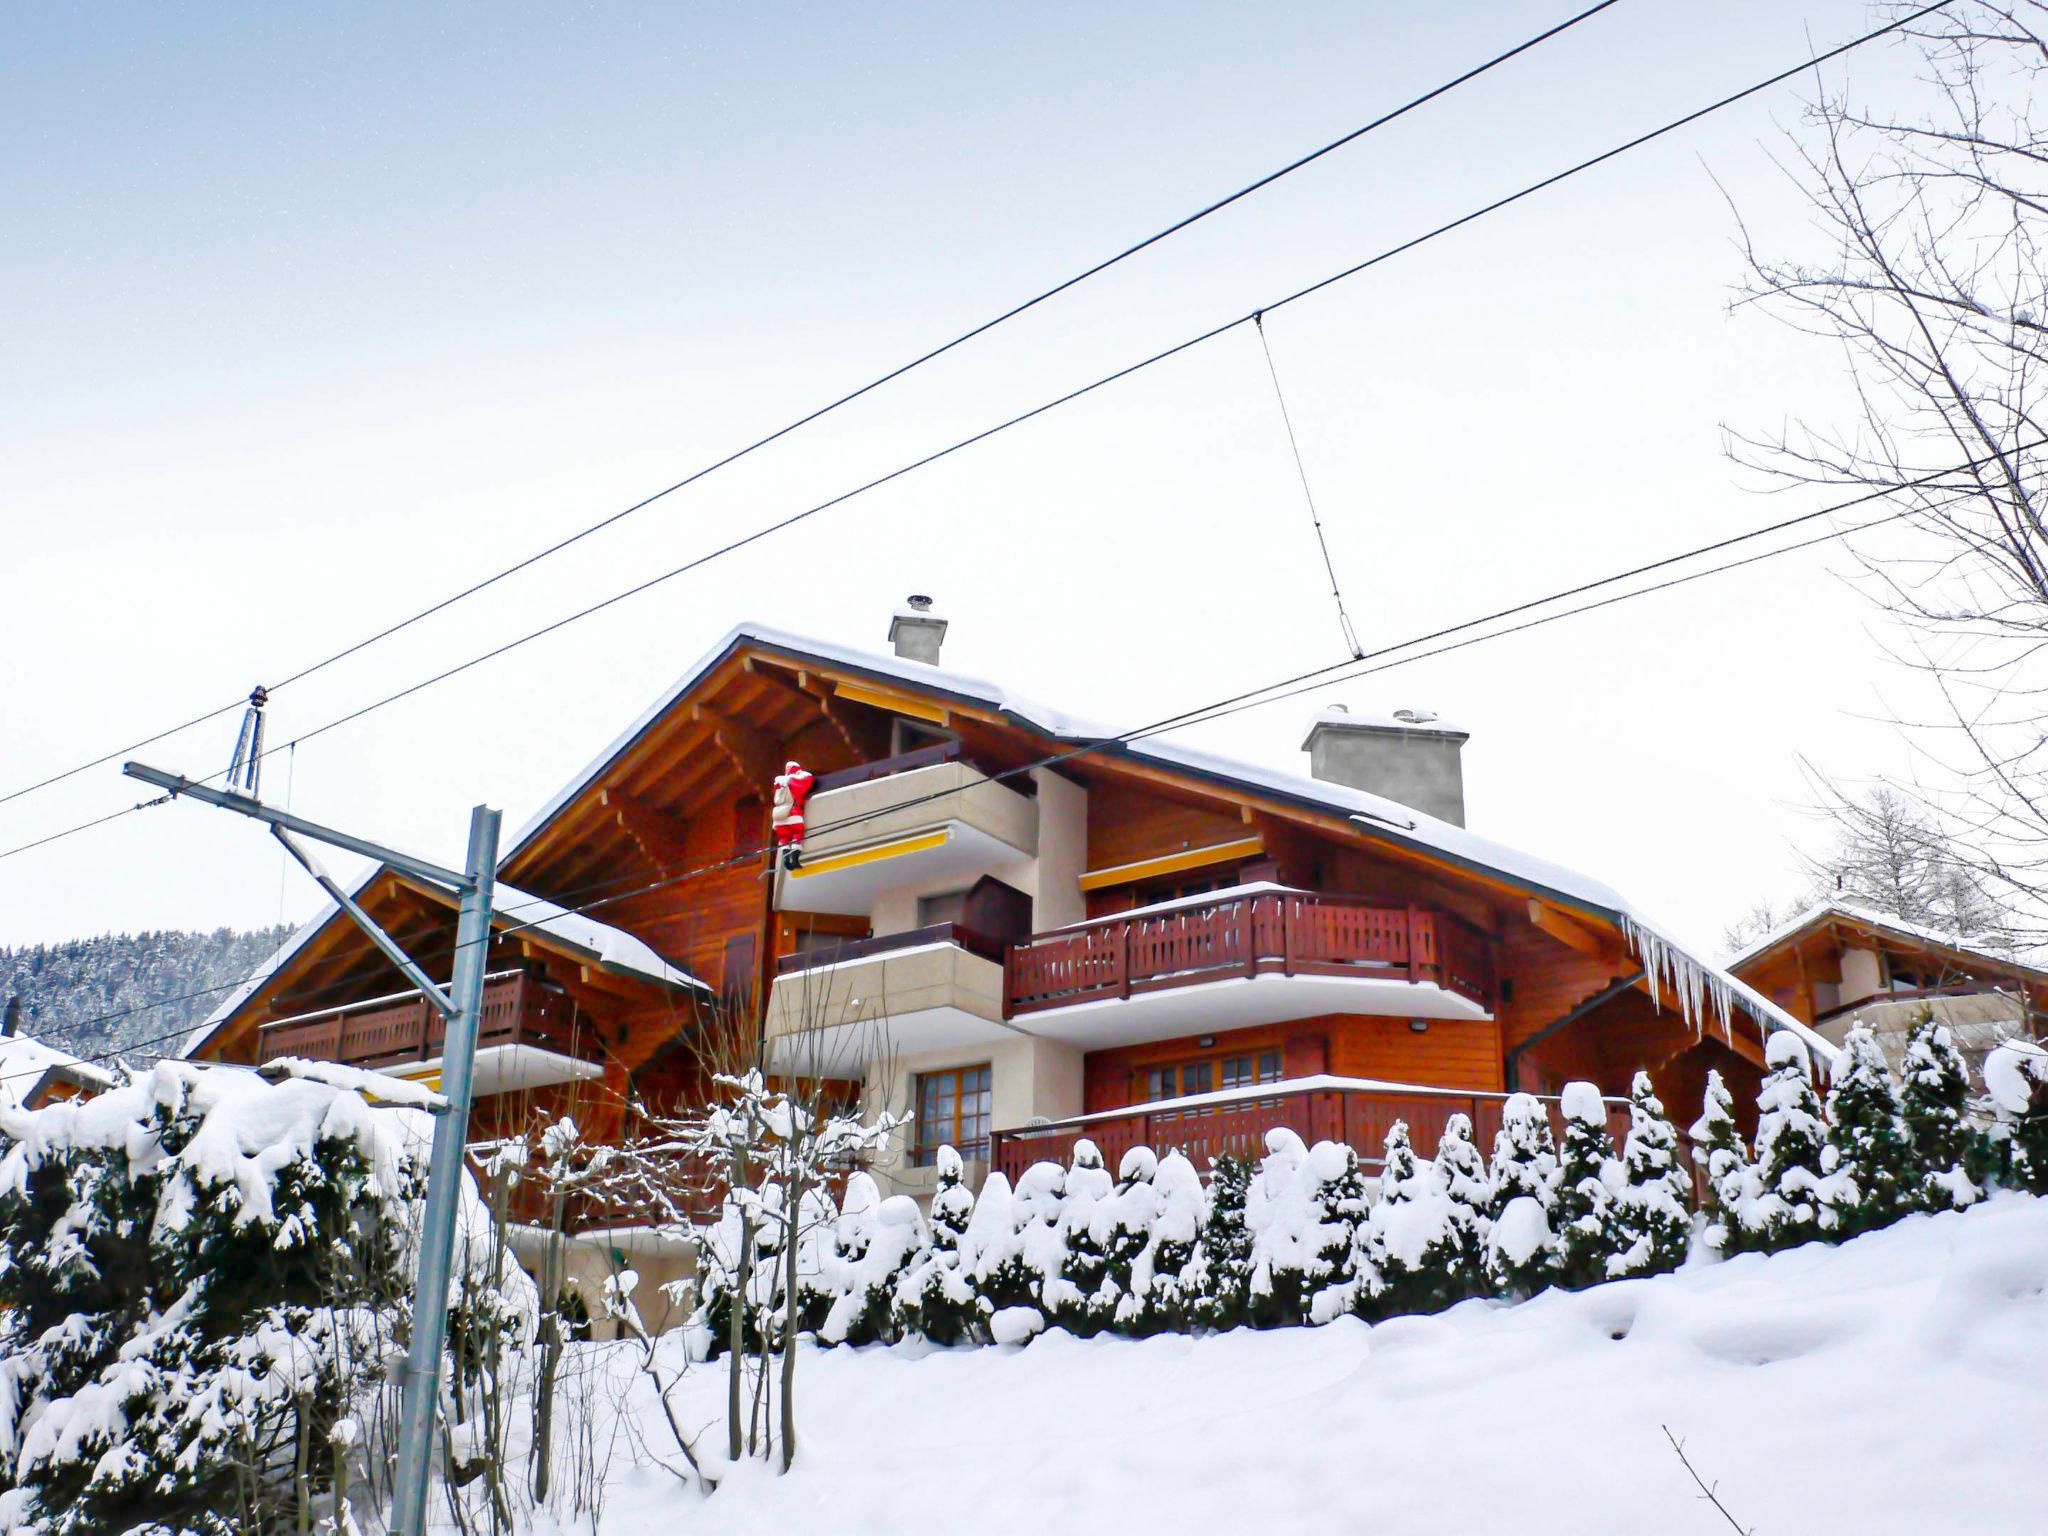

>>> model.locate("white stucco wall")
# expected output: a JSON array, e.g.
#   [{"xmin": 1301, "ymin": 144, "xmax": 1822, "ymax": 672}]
[
  {"xmin": 863, "ymin": 1031, "xmax": 1084, "ymax": 1200},
  {"xmin": 1841, "ymin": 946, "xmax": 1885, "ymax": 1006},
  {"xmin": 1031, "ymin": 768, "xmax": 1088, "ymax": 931}
]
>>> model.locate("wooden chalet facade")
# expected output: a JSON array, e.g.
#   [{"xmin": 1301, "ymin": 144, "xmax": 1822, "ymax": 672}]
[
  {"xmin": 190, "ymin": 611, "xmax": 1827, "ymax": 1263},
  {"xmin": 1728, "ymin": 901, "xmax": 2046, "ymax": 1080}
]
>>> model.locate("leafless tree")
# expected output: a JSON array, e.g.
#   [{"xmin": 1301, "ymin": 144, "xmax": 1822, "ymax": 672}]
[{"xmin": 1729, "ymin": 2, "xmax": 2048, "ymax": 949}]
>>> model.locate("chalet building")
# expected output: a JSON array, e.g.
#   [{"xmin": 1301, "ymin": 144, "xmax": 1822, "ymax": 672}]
[
  {"xmin": 0, "ymin": 1030, "xmax": 115, "ymax": 1111},
  {"xmin": 1728, "ymin": 901, "xmax": 2046, "ymax": 1083},
  {"xmin": 188, "ymin": 601, "xmax": 1832, "ymax": 1289}
]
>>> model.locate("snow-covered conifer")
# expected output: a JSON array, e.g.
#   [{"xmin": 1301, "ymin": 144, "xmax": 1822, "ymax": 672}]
[
  {"xmin": 971, "ymin": 1159, "xmax": 1064, "ymax": 1327},
  {"xmin": 1488, "ymin": 1092, "xmax": 1561, "ymax": 1217},
  {"xmin": 1486, "ymin": 1093, "xmax": 1560, "ymax": 1295},
  {"xmin": 1247, "ymin": 1129, "xmax": 1366, "ymax": 1326},
  {"xmin": 1689, "ymin": 1068, "xmax": 1751, "ymax": 1255},
  {"xmin": 1898, "ymin": 1014, "xmax": 1982, "ymax": 1211},
  {"xmin": 1746, "ymin": 1033, "xmax": 1829, "ymax": 1251},
  {"xmin": 1046, "ymin": 1139, "xmax": 1118, "ymax": 1335},
  {"xmin": 820, "ymin": 1182, "xmax": 929, "ymax": 1346},
  {"xmin": 1191, "ymin": 1152, "xmax": 1254, "ymax": 1331},
  {"xmin": 1122, "ymin": 1150, "xmax": 1205, "ymax": 1335},
  {"xmin": 1550, "ymin": 1082, "xmax": 1625, "ymax": 1290},
  {"xmin": 1366, "ymin": 1117, "xmax": 1488, "ymax": 1317},
  {"xmin": 1983, "ymin": 1039, "xmax": 2048, "ymax": 1194},
  {"xmin": 0, "ymin": 1061, "xmax": 520, "ymax": 1534},
  {"xmin": 1609, "ymin": 1071, "xmax": 1691, "ymax": 1279},
  {"xmin": 1819, "ymin": 1026, "xmax": 1915, "ymax": 1239},
  {"xmin": 894, "ymin": 1146, "xmax": 986, "ymax": 1345}
]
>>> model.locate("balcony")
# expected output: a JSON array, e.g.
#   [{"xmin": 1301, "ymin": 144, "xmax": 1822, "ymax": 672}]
[
  {"xmin": 764, "ymin": 924, "xmax": 1014, "ymax": 1076},
  {"xmin": 990, "ymin": 1076, "xmax": 1629, "ymax": 1186},
  {"xmin": 779, "ymin": 746, "xmax": 1038, "ymax": 916},
  {"xmin": 1001, "ymin": 890, "xmax": 1495, "ymax": 1049},
  {"xmin": 257, "ymin": 970, "xmax": 606, "ymax": 1096}
]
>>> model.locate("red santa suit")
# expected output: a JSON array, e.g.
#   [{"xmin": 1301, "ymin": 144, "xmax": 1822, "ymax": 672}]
[{"xmin": 771, "ymin": 761, "xmax": 815, "ymax": 865}]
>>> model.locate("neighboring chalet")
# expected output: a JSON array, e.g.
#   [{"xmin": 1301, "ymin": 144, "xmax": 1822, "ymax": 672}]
[
  {"xmin": 189, "ymin": 601, "xmax": 1832, "ymax": 1293},
  {"xmin": 1728, "ymin": 900, "xmax": 2046, "ymax": 1082},
  {"xmin": 0, "ymin": 1030, "xmax": 115, "ymax": 1110}
]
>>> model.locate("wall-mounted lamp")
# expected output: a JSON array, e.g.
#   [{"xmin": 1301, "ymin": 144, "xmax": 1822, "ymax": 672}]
[{"xmin": 1408, "ymin": 1018, "xmax": 1429, "ymax": 1033}]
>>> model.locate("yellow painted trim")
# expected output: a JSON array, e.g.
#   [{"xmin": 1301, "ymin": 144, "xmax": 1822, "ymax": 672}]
[
  {"xmin": 834, "ymin": 680, "xmax": 949, "ymax": 724},
  {"xmin": 1078, "ymin": 835, "xmax": 1265, "ymax": 892},
  {"xmin": 390, "ymin": 1068, "xmax": 443, "ymax": 1093},
  {"xmin": 789, "ymin": 827, "xmax": 951, "ymax": 878}
]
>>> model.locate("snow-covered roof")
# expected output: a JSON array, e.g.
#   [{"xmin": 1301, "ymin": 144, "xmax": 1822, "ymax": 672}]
[
  {"xmin": 500, "ymin": 621, "xmax": 1834, "ymax": 1064},
  {"xmin": 1725, "ymin": 899, "xmax": 2043, "ymax": 978},
  {"xmin": 183, "ymin": 863, "xmax": 707, "ymax": 1060},
  {"xmin": 0, "ymin": 1032, "xmax": 117, "ymax": 1107}
]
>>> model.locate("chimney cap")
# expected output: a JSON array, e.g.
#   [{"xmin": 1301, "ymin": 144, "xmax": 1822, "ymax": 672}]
[
  {"xmin": 1301, "ymin": 706, "xmax": 1468, "ymax": 750},
  {"xmin": 888, "ymin": 594, "xmax": 949, "ymax": 664}
]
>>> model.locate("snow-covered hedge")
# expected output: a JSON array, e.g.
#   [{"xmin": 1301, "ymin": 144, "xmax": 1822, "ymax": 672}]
[
  {"xmin": 0, "ymin": 1059, "xmax": 528, "ymax": 1535},
  {"xmin": 688, "ymin": 1025, "xmax": 2040, "ymax": 1354}
]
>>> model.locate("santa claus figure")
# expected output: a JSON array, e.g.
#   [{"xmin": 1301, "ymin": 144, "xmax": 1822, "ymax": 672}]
[{"xmin": 771, "ymin": 760, "xmax": 815, "ymax": 868}]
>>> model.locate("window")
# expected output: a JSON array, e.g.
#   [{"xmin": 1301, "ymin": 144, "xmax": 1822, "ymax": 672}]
[
  {"xmin": 917, "ymin": 890, "xmax": 970, "ymax": 928},
  {"xmin": 1139, "ymin": 871, "xmax": 1241, "ymax": 907},
  {"xmin": 915, "ymin": 1065, "xmax": 992, "ymax": 1165},
  {"xmin": 1143, "ymin": 1049, "xmax": 1281, "ymax": 1103},
  {"xmin": 1219, "ymin": 1050, "xmax": 1283, "ymax": 1091},
  {"xmin": 1142, "ymin": 1060, "xmax": 1213, "ymax": 1101}
]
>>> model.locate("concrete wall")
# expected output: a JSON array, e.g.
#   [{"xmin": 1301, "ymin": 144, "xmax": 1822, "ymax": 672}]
[{"xmin": 1031, "ymin": 768, "xmax": 1088, "ymax": 931}]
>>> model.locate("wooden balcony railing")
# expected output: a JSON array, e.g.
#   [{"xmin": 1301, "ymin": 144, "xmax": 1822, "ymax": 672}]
[
  {"xmin": 257, "ymin": 970, "xmax": 600, "ymax": 1073},
  {"xmin": 989, "ymin": 1080, "xmax": 1631, "ymax": 1186},
  {"xmin": 1003, "ymin": 892, "xmax": 1495, "ymax": 1016}
]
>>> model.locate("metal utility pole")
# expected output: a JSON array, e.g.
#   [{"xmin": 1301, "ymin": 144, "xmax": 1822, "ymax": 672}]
[{"xmin": 123, "ymin": 759, "xmax": 499, "ymax": 1536}]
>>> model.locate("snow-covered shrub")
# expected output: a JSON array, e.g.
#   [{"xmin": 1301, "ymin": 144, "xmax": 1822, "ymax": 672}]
[
  {"xmin": 1549, "ymin": 1083, "xmax": 1624, "ymax": 1290},
  {"xmin": 970, "ymin": 1160, "xmax": 1063, "ymax": 1322},
  {"xmin": 895, "ymin": 1146, "xmax": 987, "ymax": 1346},
  {"xmin": 1486, "ymin": 1094, "xmax": 1560, "ymax": 1295},
  {"xmin": 1819, "ymin": 1027, "xmax": 1915, "ymax": 1239},
  {"xmin": 1689, "ymin": 1069, "xmax": 1751, "ymax": 1255},
  {"xmin": 1744, "ymin": 1033, "xmax": 1829, "ymax": 1251},
  {"xmin": 1247, "ymin": 1130, "xmax": 1367, "ymax": 1327},
  {"xmin": 0, "ymin": 1060, "xmax": 516, "ymax": 1536},
  {"xmin": 820, "ymin": 1180, "xmax": 929, "ymax": 1346},
  {"xmin": 1190, "ymin": 1152, "xmax": 1254, "ymax": 1332},
  {"xmin": 1119, "ymin": 1149, "xmax": 1205, "ymax": 1336},
  {"xmin": 1608, "ymin": 1072, "xmax": 1690, "ymax": 1280},
  {"xmin": 1488, "ymin": 1093, "xmax": 1560, "ymax": 1217},
  {"xmin": 1045, "ymin": 1139, "xmax": 1117, "ymax": 1335},
  {"xmin": 1983, "ymin": 1039, "xmax": 2048, "ymax": 1194},
  {"xmin": 689, "ymin": 1184, "xmax": 780, "ymax": 1360},
  {"xmin": 1898, "ymin": 1014, "xmax": 1981, "ymax": 1211},
  {"xmin": 1364, "ymin": 1118, "xmax": 1487, "ymax": 1317}
]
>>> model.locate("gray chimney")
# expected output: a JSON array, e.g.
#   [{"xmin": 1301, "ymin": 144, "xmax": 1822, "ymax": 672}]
[
  {"xmin": 1301, "ymin": 706, "xmax": 1469, "ymax": 826},
  {"xmin": 888, "ymin": 594, "xmax": 948, "ymax": 665}
]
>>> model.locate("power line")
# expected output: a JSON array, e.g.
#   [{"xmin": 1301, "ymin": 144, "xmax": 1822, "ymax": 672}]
[
  {"xmin": 123, "ymin": 0, "xmax": 1963, "ymax": 796},
  {"xmin": 0, "ymin": 0, "xmax": 1630, "ymax": 818},
  {"xmin": 1254, "ymin": 310, "xmax": 1364, "ymax": 658},
  {"xmin": 75, "ymin": 454, "xmax": 1985, "ymax": 1070}
]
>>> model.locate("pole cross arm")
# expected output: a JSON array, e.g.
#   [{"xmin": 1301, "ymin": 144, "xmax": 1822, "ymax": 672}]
[
  {"xmin": 270, "ymin": 827, "xmax": 457, "ymax": 1019},
  {"xmin": 122, "ymin": 762, "xmax": 472, "ymax": 889}
]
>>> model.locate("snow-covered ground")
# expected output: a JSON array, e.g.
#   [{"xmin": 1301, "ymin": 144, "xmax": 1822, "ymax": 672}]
[{"xmin": 575, "ymin": 1195, "xmax": 2048, "ymax": 1536}]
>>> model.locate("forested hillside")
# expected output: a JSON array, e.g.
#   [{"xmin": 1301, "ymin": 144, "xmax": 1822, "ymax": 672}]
[{"xmin": 0, "ymin": 925, "xmax": 291, "ymax": 1062}]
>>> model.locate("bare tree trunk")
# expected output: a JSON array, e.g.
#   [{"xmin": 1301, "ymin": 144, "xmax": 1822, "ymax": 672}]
[
  {"xmin": 530, "ymin": 1182, "xmax": 567, "ymax": 1502},
  {"xmin": 779, "ymin": 1162, "xmax": 802, "ymax": 1473}
]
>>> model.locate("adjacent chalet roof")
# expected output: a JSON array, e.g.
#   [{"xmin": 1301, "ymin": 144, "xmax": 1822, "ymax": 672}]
[
  {"xmin": 1727, "ymin": 899, "xmax": 2047, "ymax": 984},
  {"xmin": 501, "ymin": 621, "xmax": 1836, "ymax": 1064},
  {"xmin": 0, "ymin": 1031, "xmax": 117, "ymax": 1109},
  {"xmin": 184, "ymin": 861, "xmax": 708, "ymax": 1060}
]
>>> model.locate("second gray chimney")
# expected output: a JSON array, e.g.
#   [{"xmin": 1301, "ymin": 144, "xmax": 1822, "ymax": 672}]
[
  {"xmin": 1302, "ymin": 706, "xmax": 1469, "ymax": 826},
  {"xmin": 888, "ymin": 594, "xmax": 948, "ymax": 665}
]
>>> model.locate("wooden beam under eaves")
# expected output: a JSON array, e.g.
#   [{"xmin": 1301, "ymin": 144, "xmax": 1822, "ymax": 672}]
[
  {"xmin": 599, "ymin": 788, "xmax": 691, "ymax": 874},
  {"xmin": 692, "ymin": 704, "xmax": 782, "ymax": 793}
]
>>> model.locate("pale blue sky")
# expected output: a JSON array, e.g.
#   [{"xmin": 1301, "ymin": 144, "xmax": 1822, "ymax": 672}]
[{"xmin": 2, "ymin": 1, "xmax": 1935, "ymax": 948}]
